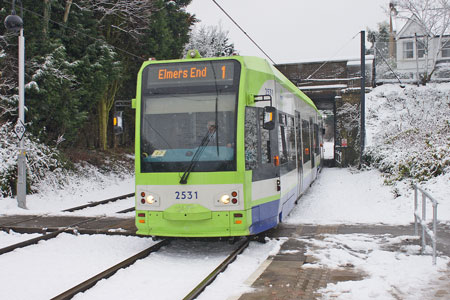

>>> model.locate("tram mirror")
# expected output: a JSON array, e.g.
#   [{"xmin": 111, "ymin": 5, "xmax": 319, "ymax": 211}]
[{"xmin": 263, "ymin": 106, "xmax": 276, "ymax": 130}]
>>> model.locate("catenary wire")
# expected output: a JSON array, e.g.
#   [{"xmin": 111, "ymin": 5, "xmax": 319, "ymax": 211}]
[
  {"xmin": 211, "ymin": 0, "xmax": 277, "ymax": 65},
  {"xmin": 306, "ymin": 31, "xmax": 361, "ymax": 80}
]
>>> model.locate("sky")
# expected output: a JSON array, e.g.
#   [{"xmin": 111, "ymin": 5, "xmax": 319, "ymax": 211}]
[{"xmin": 186, "ymin": 0, "xmax": 391, "ymax": 64}]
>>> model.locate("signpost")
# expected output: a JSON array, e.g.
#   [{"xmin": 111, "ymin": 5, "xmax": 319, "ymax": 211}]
[{"xmin": 5, "ymin": 1, "xmax": 27, "ymax": 209}]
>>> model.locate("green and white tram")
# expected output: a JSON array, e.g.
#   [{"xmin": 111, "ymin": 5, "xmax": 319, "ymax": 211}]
[{"xmin": 133, "ymin": 51, "xmax": 323, "ymax": 237}]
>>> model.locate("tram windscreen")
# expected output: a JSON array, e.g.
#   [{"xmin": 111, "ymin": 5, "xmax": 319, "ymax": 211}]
[{"xmin": 140, "ymin": 60, "xmax": 240, "ymax": 173}]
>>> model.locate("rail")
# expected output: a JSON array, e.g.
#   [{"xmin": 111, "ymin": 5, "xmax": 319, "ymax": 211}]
[
  {"xmin": 413, "ymin": 184, "xmax": 439, "ymax": 265},
  {"xmin": 183, "ymin": 237, "xmax": 250, "ymax": 300},
  {"xmin": 50, "ymin": 239, "xmax": 170, "ymax": 300},
  {"xmin": 62, "ymin": 192, "xmax": 135, "ymax": 212}
]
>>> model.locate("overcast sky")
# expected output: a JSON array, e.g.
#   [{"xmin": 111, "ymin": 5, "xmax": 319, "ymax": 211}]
[{"xmin": 186, "ymin": 0, "xmax": 391, "ymax": 64}]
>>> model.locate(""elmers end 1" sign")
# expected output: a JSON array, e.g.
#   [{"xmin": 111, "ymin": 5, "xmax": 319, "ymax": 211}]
[{"xmin": 144, "ymin": 60, "xmax": 237, "ymax": 88}]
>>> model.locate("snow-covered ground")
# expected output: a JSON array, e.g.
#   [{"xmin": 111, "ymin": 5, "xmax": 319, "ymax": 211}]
[{"xmin": 1, "ymin": 83, "xmax": 449, "ymax": 299}]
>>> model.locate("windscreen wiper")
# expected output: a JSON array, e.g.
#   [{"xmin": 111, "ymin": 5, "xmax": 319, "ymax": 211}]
[{"xmin": 179, "ymin": 127, "xmax": 215, "ymax": 184}]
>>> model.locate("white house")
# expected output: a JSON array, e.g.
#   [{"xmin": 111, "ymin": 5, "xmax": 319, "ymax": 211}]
[{"xmin": 395, "ymin": 16, "xmax": 450, "ymax": 80}]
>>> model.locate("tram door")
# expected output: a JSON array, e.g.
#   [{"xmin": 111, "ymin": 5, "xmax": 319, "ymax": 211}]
[{"xmin": 295, "ymin": 111, "xmax": 303, "ymax": 198}]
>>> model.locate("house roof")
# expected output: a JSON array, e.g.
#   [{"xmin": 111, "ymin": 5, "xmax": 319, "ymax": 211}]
[{"xmin": 395, "ymin": 13, "xmax": 450, "ymax": 39}]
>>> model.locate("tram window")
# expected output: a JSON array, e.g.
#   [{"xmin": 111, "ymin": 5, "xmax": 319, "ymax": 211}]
[
  {"xmin": 287, "ymin": 116, "xmax": 296, "ymax": 162},
  {"xmin": 302, "ymin": 120, "xmax": 311, "ymax": 164},
  {"xmin": 314, "ymin": 123, "xmax": 320, "ymax": 155},
  {"xmin": 278, "ymin": 115, "xmax": 288, "ymax": 165},
  {"xmin": 245, "ymin": 107, "xmax": 259, "ymax": 170},
  {"xmin": 259, "ymin": 110, "xmax": 271, "ymax": 164}
]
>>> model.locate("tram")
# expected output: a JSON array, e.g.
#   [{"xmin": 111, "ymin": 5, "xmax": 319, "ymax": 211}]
[{"xmin": 133, "ymin": 50, "xmax": 323, "ymax": 237}]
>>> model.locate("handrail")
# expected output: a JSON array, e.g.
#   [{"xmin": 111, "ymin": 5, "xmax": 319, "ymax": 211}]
[{"xmin": 414, "ymin": 184, "xmax": 439, "ymax": 265}]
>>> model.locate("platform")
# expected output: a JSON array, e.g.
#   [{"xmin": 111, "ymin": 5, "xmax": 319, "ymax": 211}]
[{"xmin": 239, "ymin": 224, "xmax": 450, "ymax": 300}]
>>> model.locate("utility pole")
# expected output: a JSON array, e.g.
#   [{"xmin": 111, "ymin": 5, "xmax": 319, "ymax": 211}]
[
  {"xmin": 360, "ymin": 30, "xmax": 366, "ymax": 167},
  {"xmin": 5, "ymin": 0, "xmax": 27, "ymax": 209}
]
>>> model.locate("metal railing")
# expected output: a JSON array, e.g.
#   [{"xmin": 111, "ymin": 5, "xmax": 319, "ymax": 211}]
[{"xmin": 414, "ymin": 184, "xmax": 439, "ymax": 265}]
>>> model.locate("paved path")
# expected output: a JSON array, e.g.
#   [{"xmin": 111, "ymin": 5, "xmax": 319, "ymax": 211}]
[{"xmin": 239, "ymin": 223, "xmax": 450, "ymax": 300}]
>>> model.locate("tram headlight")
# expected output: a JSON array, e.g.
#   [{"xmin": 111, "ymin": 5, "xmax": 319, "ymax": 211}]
[
  {"xmin": 146, "ymin": 195, "xmax": 155, "ymax": 204},
  {"xmin": 220, "ymin": 194, "xmax": 231, "ymax": 205}
]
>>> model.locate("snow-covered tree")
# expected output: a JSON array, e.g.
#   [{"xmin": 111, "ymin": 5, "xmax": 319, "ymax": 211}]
[{"xmin": 184, "ymin": 24, "xmax": 235, "ymax": 57}]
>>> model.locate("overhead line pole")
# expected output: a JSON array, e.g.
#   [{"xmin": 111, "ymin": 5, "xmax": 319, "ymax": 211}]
[{"xmin": 360, "ymin": 30, "xmax": 366, "ymax": 167}]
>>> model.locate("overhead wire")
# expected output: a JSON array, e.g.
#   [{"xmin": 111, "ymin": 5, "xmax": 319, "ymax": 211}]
[
  {"xmin": 306, "ymin": 31, "xmax": 361, "ymax": 80},
  {"xmin": 211, "ymin": 0, "xmax": 277, "ymax": 65}
]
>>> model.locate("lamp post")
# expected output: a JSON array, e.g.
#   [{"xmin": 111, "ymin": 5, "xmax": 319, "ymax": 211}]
[{"xmin": 4, "ymin": 0, "xmax": 27, "ymax": 209}]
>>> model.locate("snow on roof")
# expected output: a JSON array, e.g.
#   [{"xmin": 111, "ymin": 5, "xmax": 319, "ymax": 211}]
[{"xmin": 299, "ymin": 84, "xmax": 348, "ymax": 90}]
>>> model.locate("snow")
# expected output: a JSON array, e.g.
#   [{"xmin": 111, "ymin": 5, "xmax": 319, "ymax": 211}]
[
  {"xmin": 0, "ymin": 83, "xmax": 449, "ymax": 299},
  {"xmin": 0, "ymin": 233, "xmax": 154, "ymax": 300},
  {"xmin": 285, "ymin": 168, "xmax": 416, "ymax": 225},
  {"xmin": 299, "ymin": 234, "xmax": 449, "ymax": 300}
]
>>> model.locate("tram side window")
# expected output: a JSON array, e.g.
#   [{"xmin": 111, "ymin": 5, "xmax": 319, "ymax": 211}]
[
  {"xmin": 302, "ymin": 120, "xmax": 311, "ymax": 164},
  {"xmin": 259, "ymin": 109, "xmax": 271, "ymax": 164},
  {"xmin": 278, "ymin": 113, "xmax": 288, "ymax": 165},
  {"xmin": 245, "ymin": 107, "xmax": 259, "ymax": 170},
  {"xmin": 287, "ymin": 116, "xmax": 296, "ymax": 162},
  {"xmin": 314, "ymin": 123, "xmax": 320, "ymax": 155}
]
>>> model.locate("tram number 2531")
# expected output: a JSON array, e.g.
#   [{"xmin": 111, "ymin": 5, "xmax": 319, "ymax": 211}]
[{"xmin": 175, "ymin": 191, "xmax": 199, "ymax": 200}]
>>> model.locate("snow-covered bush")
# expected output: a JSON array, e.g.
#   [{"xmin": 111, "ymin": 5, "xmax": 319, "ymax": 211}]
[
  {"xmin": 0, "ymin": 121, "xmax": 134, "ymax": 199},
  {"xmin": 365, "ymin": 84, "xmax": 450, "ymax": 182},
  {"xmin": 0, "ymin": 122, "xmax": 63, "ymax": 197}
]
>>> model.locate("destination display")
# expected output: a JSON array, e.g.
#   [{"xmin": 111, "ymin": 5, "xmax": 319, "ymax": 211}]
[{"xmin": 145, "ymin": 60, "xmax": 236, "ymax": 88}]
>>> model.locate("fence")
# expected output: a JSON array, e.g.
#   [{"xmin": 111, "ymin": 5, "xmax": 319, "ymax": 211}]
[{"xmin": 413, "ymin": 184, "xmax": 439, "ymax": 265}]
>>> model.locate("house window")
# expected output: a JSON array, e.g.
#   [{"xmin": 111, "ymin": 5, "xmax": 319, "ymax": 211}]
[
  {"xmin": 441, "ymin": 40, "xmax": 450, "ymax": 58},
  {"xmin": 417, "ymin": 39, "xmax": 425, "ymax": 58},
  {"xmin": 403, "ymin": 41, "xmax": 414, "ymax": 59}
]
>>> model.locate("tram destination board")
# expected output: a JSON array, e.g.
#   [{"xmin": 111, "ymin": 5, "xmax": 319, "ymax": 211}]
[{"xmin": 144, "ymin": 60, "xmax": 237, "ymax": 88}]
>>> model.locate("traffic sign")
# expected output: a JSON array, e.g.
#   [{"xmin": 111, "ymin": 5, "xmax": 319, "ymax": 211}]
[{"xmin": 14, "ymin": 120, "xmax": 26, "ymax": 141}]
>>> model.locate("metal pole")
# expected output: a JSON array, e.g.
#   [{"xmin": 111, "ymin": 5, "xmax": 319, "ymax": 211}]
[
  {"xmin": 415, "ymin": 34, "xmax": 420, "ymax": 87},
  {"xmin": 414, "ymin": 185, "xmax": 418, "ymax": 235},
  {"xmin": 433, "ymin": 202, "xmax": 438, "ymax": 265},
  {"xmin": 421, "ymin": 193, "xmax": 426, "ymax": 253},
  {"xmin": 17, "ymin": 27, "xmax": 27, "ymax": 209},
  {"xmin": 360, "ymin": 30, "xmax": 366, "ymax": 166}
]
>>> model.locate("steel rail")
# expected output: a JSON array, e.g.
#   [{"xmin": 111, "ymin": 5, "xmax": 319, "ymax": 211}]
[
  {"xmin": 0, "ymin": 216, "xmax": 107, "ymax": 255},
  {"xmin": 50, "ymin": 239, "xmax": 170, "ymax": 300},
  {"xmin": 115, "ymin": 207, "xmax": 135, "ymax": 214},
  {"xmin": 183, "ymin": 237, "xmax": 250, "ymax": 300},
  {"xmin": 0, "ymin": 228, "xmax": 64, "ymax": 255},
  {"xmin": 62, "ymin": 192, "xmax": 135, "ymax": 212}
]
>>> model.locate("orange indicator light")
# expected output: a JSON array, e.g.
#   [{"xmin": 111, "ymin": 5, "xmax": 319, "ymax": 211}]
[
  {"xmin": 235, "ymin": 220, "xmax": 242, "ymax": 224},
  {"xmin": 274, "ymin": 156, "xmax": 280, "ymax": 166},
  {"xmin": 139, "ymin": 220, "xmax": 145, "ymax": 224}
]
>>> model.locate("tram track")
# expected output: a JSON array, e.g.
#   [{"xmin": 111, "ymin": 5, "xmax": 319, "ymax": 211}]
[
  {"xmin": 50, "ymin": 239, "xmax": 170, "ymax": 300},
  {"xmin": 47, "ymin": 237, "xmax": 250, "ymax": 300},
  {"xmin": 61, "ymin": 192, "xmax": 135, "ymax": 213},
  {"xmin": 183, "ymin": 237, "xmax": 250, "ymax": 300},
  {"xmin": 0, "ymin": 216, "xmax": 107, "ymax": 255},
  {"xmin": 0, "ymin": 193, "xmax": 137, "ymax": 252}
]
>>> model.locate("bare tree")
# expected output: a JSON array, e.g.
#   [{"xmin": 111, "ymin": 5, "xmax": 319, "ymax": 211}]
[
  {"xmin": 393, "ymin": 0, "xmax": 450, "ymax": 82},
  {"xmin": 75, "ymin": 0, "xmax": 157, "ymax": 40}
]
